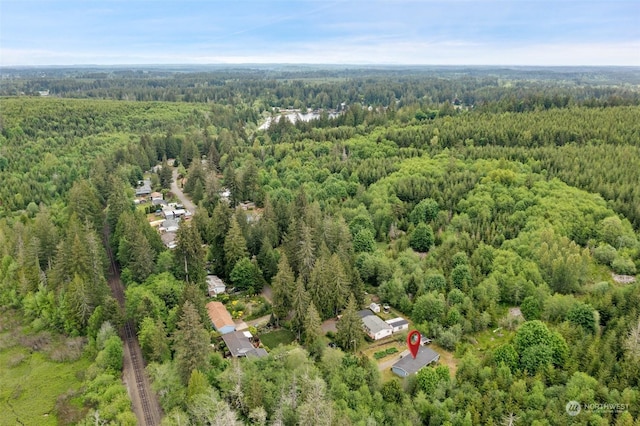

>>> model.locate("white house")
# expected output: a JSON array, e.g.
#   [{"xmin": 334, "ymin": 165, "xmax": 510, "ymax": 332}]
[
  {"xmin": 207, "ymin": 275, "xmax": 226, "ymax": 297},
  {"xmin": 362, "ymin": 315, "xmax": 393, "ymax": 340},
  {"xmin": 385, "ymin": 317, "xmax": 409, "ymax": 333},
  {"xmin": 160, "ymin": 219, "xmax": 179, "ymax": 233},
  {"xmin": 369, "ymin": 303, "xmax": 381, "ymax": 313}
]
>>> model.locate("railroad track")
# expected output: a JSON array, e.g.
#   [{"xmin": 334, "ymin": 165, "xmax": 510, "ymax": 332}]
[
  {"xmin": 103, "ymin": 224, "xmax": 159, "ymax": 426},
  {"xmin": 124, "ymin": 319, "xmax": 155, "ymax": 425}
]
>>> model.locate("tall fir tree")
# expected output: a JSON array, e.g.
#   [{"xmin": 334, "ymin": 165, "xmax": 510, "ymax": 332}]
[
  {"xmin": 336, "ymin": 294, "xmax": 364, "ymax": 352},
  {"xmin": 174, "ymin": 222, "xmax": 206, "ymax": 290},
  {"xmin": 223, "ymin": 216, "xmax": 248, "ymax": 278},
  {"xmin": 173, "ymin": 300, "xmax": 210, "ymax": 384},
  {"xmin": 271, "ymin": 253, "xmax": 295, "ymax": 326},
  {"xmin": 291, "ymin": 277, "xmax": 310, "ymax": 340}
]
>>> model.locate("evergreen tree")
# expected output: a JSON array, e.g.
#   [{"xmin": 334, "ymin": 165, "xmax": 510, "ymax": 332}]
[
  {"xmin": 297, "ymin": 224, "xmax": 316, "ymax": 283},
  {"xmin": 159, "ymin": 156, "xmax": 173, "ymax": 189},
  {"xmin": 303, "ymin": 302, "xmax": 324, "ymax": 357},
  {"xmin": 224, "ymin": 216, "xmax": 248, "ymax": 278},
  {"xmin": 336, "ymin": 294, "xmax": 364, "ymax": 352},
  {"xmin": 291, "ymin": 278, "xmax": 309, "ymax": 340},
  {"xmin": 271, "ymin": 253, "xmax": 295, "ymax": 326},
  {"xmin": 173, "ymin": 222, "xmax": 206, "ymax": 290},
  {"xmin": 173, "ymin": 301, "xmax": 210, "ymax": 384}
]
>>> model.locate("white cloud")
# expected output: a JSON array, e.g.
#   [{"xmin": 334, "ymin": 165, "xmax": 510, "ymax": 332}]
[{"xmin": 2, "ymin": 40, "xmax": 639, "ymax": 66}]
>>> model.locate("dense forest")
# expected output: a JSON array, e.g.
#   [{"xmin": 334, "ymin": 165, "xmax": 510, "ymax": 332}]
[{"xmin": 0, "ymin": 67, "xmax": 639, "ymax": 425}]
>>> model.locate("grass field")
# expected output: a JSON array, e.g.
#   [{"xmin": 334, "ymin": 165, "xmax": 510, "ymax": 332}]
[
  {"xmin": 0, "ymin": 346, "xmax": 90, "ymax": 425},
  {"xmin": 260, "ymin": 329, "xmax": 295, "ymax": 349}
]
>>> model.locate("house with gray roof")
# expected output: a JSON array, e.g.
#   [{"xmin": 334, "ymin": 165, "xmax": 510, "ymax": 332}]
[
  {"xmin": 221, "ymin": 331, "xmax": 268, "ymax": 358},
  {"xmin": 391, "ymin": 346, "xmax": 440, "ymax": 377},
  {"xmin": 135, "ymin": 179, "xmax": 152, "ymax": 197}
]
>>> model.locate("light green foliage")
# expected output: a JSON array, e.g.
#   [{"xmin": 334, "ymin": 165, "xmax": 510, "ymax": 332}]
[
  {"xmin": 409, "ymin": 223, "xmax": 434, "ymax": 252},
  {"xmin": 353, "ymin": 228, "xmax": 376, "ymax": 253},
  {"xmin": 567, "ymin": 302, "xmax": 597, "ymax": 334},
  {"xmin": 230, "ymin": 257, "xmax": 261, "ymax": 293},
  {"xmin": 409, "ymin": 198, "xmax": 439, "ymax": 224},
  {"xmin": 520, "ymin": 296, "xmax": 542, "ymax": 320},
  {"xmin": 139, "ymin": 317, "xmax": 170, "ymax": 363},
  {"xmin": 493, "ymin": 343, "xmax": 519, "ymax": 371},
  {"xmin": 612, "ymin": 256, "xmax": 637, "ymax": 275},
  {"xmin": 413, "ymin": 292, "xmax": 446, "ymax": 323},
  {"xmin": 593, "ymin": 244, "xmax": 617, "ymax": 265},
  {"xmin": 3, "ymin": 73, "xmax": 640, "ymax": 425}
]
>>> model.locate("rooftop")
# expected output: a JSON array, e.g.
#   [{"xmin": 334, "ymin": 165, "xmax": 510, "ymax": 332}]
[
  {"xmin": 362, "ymin": 315, "xmax": 392, "ymax": 335},
  {"xmin": 392, "ymin": 346, "xmax": 440, "ymax": 376},
  {"xmin": 221, "ymin": 331, "xmax": 268, "ymax": 358},
  {"xmin": 357, "ymin": 309, "xmax": 375, "ymax": 319},
  {"xmin": 386, "ymin": 317, "xmax": 409, "ymax": 327},
  {"xmin": 206, "ymin": 301, "xmax": 235, "ymax": 332}
]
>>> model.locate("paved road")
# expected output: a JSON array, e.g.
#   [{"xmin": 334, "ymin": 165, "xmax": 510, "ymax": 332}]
[{"xmin": 170, "ymin": 168, "xmax": 196, "ymax": 212}]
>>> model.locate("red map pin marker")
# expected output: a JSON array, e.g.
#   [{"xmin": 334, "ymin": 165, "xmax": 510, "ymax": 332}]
[{"xmin": 407, "ymin": 330, "xmax": 421, "ymax": 359}]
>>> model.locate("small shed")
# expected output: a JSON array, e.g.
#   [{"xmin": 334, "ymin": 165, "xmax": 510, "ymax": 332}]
[{"xmin": 369, "ymin": 302, "xmax": 381, "ymax": 313}]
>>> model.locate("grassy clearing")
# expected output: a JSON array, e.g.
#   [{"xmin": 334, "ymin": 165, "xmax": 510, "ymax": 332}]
[
  {"xmin": 469, "ymin": 328, "xmax": 515, "ymax": 355},
  {"xmin": 260, "ymin": 329, "xmax": 295, "ymax": 349},
  {"xmin": 0, "ymin": 346, "xmax": 90, "ymax": 425}
]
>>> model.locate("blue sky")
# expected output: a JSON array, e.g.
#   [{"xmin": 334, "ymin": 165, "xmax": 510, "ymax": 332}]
[{"xmin": 1, "ymin": 0, "xmax": 638, "ymax": 66}]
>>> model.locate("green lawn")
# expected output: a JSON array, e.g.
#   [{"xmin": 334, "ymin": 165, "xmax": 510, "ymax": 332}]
[
  {"xmin": 0, "ymin": 346, "xmax": 90, "ymax": 425},
  {"xmin": 259, "ymin": 329, "xmax": 296, "ymax": 349}
]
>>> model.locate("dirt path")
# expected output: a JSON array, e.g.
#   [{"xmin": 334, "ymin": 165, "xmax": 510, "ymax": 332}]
[
  {"xmin": 104, "ymin": 226, "xmax": 163, "ymax": 425},
  {"xmin": 171, "ymin": 168, "xmax": 196, "ymax": 212}
]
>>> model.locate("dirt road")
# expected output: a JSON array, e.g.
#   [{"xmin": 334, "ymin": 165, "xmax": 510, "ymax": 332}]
[{"xmin": 104, "ymin": 226, "xmax": 163, "ymax": 425}]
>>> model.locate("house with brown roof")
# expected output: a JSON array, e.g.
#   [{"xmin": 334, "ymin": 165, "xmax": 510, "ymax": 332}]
[{"xmin": 206, "ymin": 301, "xmax": 236, "ymax": 335}]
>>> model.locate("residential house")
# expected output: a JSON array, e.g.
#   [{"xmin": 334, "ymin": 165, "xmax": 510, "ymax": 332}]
[
  {"xmin": 221, "ymin": 331, "xmax": 268, "ymax": 358},
  {"xmin": 135, "ymin": 179, "xmax": 152, "ymax": 197},
  {"xmin": 206, "ymin": 301, "xmax": 236, "ymax": 335},
  {"xmin": 391, "ymin": 346, "xmax": 440, "ymax": 377},
  {"xmin": 161, "ymin": 232, "xmax": 177, "ymax": 249},
  {"xmin": 362, "ymin": 315, "xmax": 393, "ymax": 340},
  {"xmin": 207, "ymin": 275, "xmax": 226, "ymax": 297},
  {"xmin": 385, "ymin": 317, "xmax": 409, "ymax": 333},
  {"xmin": 159, "ymin": 219, "xmax": 179, "ymax": 233},
  {"xmin": 162, "ymin": 209, "xmax": 175, "ymax": 220}
]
